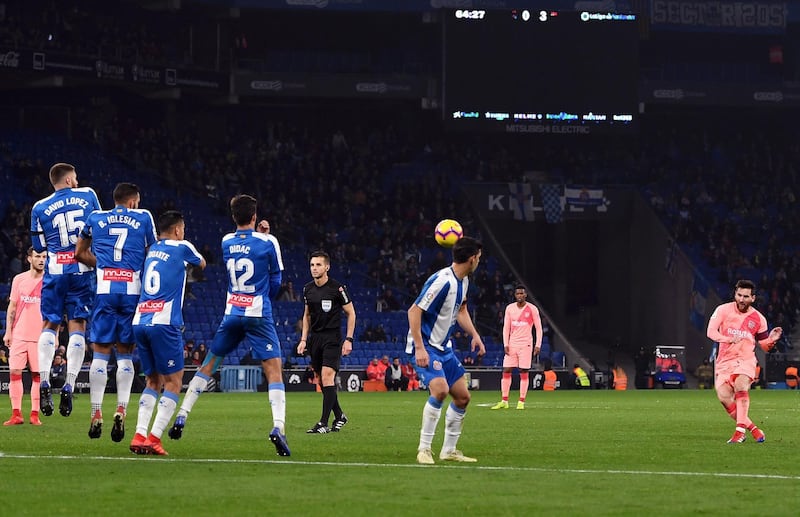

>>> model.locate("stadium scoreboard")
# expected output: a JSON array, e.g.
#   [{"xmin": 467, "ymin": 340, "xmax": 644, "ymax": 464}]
[{"xmin": 444, "ymin": 9, "xmax": 639, "ymax": 135}]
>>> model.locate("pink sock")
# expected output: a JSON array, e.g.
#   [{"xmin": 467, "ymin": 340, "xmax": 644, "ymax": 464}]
[
  {"xmin": 519, "ymin": 372, "xmax": 529, "ymax": 402},
  {"xmin": 31, "ymin": 373, "xmax": 41, "ymax": 412},
  {"xmin": 500, "ymin": 372, "xmax": 512, "ymax": 400},
  {"xmin": 9, "ymin": 373, "xmax": 23, "ymax": 411},
  {"xmin": 734, "ymin": 391, "xmax": 753, "ymax": 428}
]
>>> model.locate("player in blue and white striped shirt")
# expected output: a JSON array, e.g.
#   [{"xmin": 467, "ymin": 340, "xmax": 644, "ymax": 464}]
[
  {"xmin": 407, "ymin": 236, "xmax": 486, "ymax": 465},
  {"xmin": 30, "ymin": 163, "xmax": 101, "ymax": 417},
  {"xmin": 76, "ymin": 182, "xmax": 157, "ymax": 440},
  {"xmin": 129, "ymin": 210, "xmax": 205, "ymax": 455},
  {"xmin": 170, "ymin": 194, "xmax": 290, "ymax": 456}
]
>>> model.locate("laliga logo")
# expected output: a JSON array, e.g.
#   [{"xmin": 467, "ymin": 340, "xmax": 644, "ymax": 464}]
[
  {"xmin": 251, "ymin": 80, "xmax": 283, "ymax": 91},
  {"xmin": 753, "ymin": 91, "xmax": 783, "ymax": 102}
]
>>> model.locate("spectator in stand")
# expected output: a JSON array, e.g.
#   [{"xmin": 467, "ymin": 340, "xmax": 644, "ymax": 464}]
[
  {"xmin": 196, "ymin": 343, "xmax": 208, "ymax": 363},
  {"xmin": 377, "ymin": 288, "xmax": 401, "ymax": 312},
  {"xmin": 302, "ymin": 365, "xmax": 316, "ymax": 385},
  {"xmin": 452, "ymin": 330, "xmax": 470, "ymax": 351},
  {"xmin": 199, "ymin": 243, "xmax": 216, "ymax": 265},
  {"xmin": 384, "ymin": 357, "xmax": 408, "ymax": 392},
  {"xmin": 50, "ymin": 354, "xmax": 67, "ymax": 389},
  {"xmin": 401, "ymin": 358, "xmax": 419, "ymax": 391},
  {"xmin": 694, "ymin": 358, "xmax": 713, "ymax": 390},
  {"xmin": 366, "ymin": 357, "xmax": 386, "ymax": 382},
  {"xmin": 278, "ymin": 281, "xmax": 299, "ymax": 302}
]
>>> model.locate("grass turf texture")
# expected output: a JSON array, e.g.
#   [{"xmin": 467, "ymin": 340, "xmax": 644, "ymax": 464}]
[{"xmin": 3, "ymin": 389, "xmax": 800, "ymax": 515}]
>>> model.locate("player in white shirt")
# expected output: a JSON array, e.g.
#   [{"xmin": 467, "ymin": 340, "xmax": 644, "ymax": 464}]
[{"xmin": 406, "ymin": 236, "xmax": 486, "ymax": 464}]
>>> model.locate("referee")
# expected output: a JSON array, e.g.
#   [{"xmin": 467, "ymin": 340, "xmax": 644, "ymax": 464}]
[{"xmin": 296, "ymin": 251, "xmax": 356, "ymax": 433}]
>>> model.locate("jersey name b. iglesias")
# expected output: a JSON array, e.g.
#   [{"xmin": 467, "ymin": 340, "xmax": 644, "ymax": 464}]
[{"xmin": 82, "ymin": 206, "xmax": 157, "ymax": 296}]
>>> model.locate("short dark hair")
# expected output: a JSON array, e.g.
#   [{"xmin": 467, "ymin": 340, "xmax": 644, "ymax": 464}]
[
  {"xmin": 452, "ymin": 236, "xmax": 482, "ymax": 264},
  {"xmin": 230, "ymin": 194, "xmax": 257, "ymax": 226},
  {"xmin": 310, "ymin": 250, "xmax": 330, "ymax": 264},
  {"xmin": 158, "ymin": 210, "xmax": 184, "ymax": 234},
  {"xmin": 49, "ymin": 163, "xmax": 75, "ymax": 186},
  {"xmin": 113, "ymin": 182, "xmax": 140, "ymax": 204},
  {"xmin": 735, "ymin": 279, "xmax": 756, "ymax": 293},
  {"xmin": 514, "ymin": 285, "xmax": 526, "ymax": 292}
]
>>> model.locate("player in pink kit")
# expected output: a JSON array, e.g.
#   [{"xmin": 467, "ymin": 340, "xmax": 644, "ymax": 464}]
[
  {"xmin": 3, "ymin": 248, "xmax": 46, "ymax": 426},
  {"xmin": 491, "ymin": 285, "xmax": 542, "ymax": 410},
  {"xmin": 706, "ymin": 279, "xmax": 782, "ymax": 444}
]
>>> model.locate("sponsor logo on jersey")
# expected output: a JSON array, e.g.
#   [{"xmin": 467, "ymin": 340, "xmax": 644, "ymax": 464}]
[
  {"xmin": 230, "ymin": 294, "xmax": 254, "ymax": 307},
  {"xmin": 103, "ymin": 268, "xmax": 134, "ymax": 282},
  {"xmin": 56, "ymin": 251, "xmax": 76, "ymax": 264},
  {"xmin": 138, "ymin": 300, "xmax": 165, "ymax": 312}
]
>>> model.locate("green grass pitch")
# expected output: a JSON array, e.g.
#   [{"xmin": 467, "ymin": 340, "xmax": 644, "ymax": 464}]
[{"xmin": 3, "ymin": 389, "xmax": 800, "ymax": 516}]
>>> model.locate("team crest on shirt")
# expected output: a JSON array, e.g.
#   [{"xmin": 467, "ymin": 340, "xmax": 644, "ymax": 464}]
[
  {"xmin": 748, "ymin": 321, "xmax": 756, "ymax": 330},
  {"xmin": 425, "ymin": 292, "xmax": 435, "ymax": 303},
  {"xmin": 432, "ymin": 360, "xmax": 443, "ymax": 371},
  {"xmin": 322, "ymin": 300, "xmax": 332, "ymax": 312}
]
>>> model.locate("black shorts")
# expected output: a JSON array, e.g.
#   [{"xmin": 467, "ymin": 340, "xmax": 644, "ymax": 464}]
[{"xmin": 308, "ymin": 331, "xmax": 342, "ymax": 373}]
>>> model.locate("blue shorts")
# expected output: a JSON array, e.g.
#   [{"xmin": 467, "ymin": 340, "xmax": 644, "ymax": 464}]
[
  {"xmin": 210, "ymin": 315, "xmax": 281, "ymax": 361},
  {"xmin": 133, "ymin": 325, "xmax": 184, "ymax": 376},
  {"xmin": 40, "ymin": 272, "xmax": 94, "ymax": 324},
  {"xmin": 90, "ymin": 293, "xmax": 138, "ymax": 344},
  {"xmin": 409, "ymin": 346, "xmax": 466, "ymax": 388}
]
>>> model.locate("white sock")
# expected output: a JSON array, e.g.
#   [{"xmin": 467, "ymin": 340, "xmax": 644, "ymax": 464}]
[
  {"xmin": 115, "ymin": 355, "xmax": 135, "ymax": 411},
  {"xmin": 419, "ymin": 397, "xmax": 443, "ymax": 451},
  {"xmin": 89, "ymin": 353, "xmax": 110, "ymax": 412},
  {"xmin": 65, "ymin": 332, "xmax": 86, "ymax": 387},
  {"xmin": 135, "ymin": 388, "xmax": 158, "ymax": 436},
  {"xmin": 178, "ymin": 373, "xmax": 210, "ymax": 417},
  {"xmin": 150, "ymin": 392, "xmax": 179, "ymax": 439},
  {"xmin": 268, "ymin": 383, "xmax": 286, "ymax": 433},
  {"xmin": 38, "ymin": 329, "xmax": 57, "ymax": 382},
  {"xmin": 442, "ymin": 402, "xmax": 466, "ymax": 453}
]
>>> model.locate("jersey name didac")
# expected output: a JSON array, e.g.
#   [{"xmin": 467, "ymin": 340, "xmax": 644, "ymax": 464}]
[
  {"xmin": 221, "ymin": 230, "xmax": 282, "ymax": 318},
  {"xmin": 133, "ymin": 239, "xmax": 204, "ymax": 327},
  {"xmin": 31, "ymin": 187, "xmax": 102, "ymax": 275},
  {"xmin": 82, "ymin": 206, "xmax": 157, "ymax": 296},
  {"xmin": 405, "ymin": 266, "xmax": 467, "ymax": 354}
]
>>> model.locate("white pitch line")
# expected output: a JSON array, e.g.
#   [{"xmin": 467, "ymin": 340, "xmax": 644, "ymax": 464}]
[{"xmin": 1, "ymin": 453, "xmax": 799, "ymax": 481}]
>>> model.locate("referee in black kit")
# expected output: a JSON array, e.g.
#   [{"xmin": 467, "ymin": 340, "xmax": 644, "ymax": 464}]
[{"xmin": 296, "ymin": 251, "xmax": 357, "ymax": 433}]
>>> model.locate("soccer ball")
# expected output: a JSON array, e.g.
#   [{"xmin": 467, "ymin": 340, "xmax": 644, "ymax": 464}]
[{"xmin": 434, "ymin": 219, "xmax": 463, "ymax": 248}]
